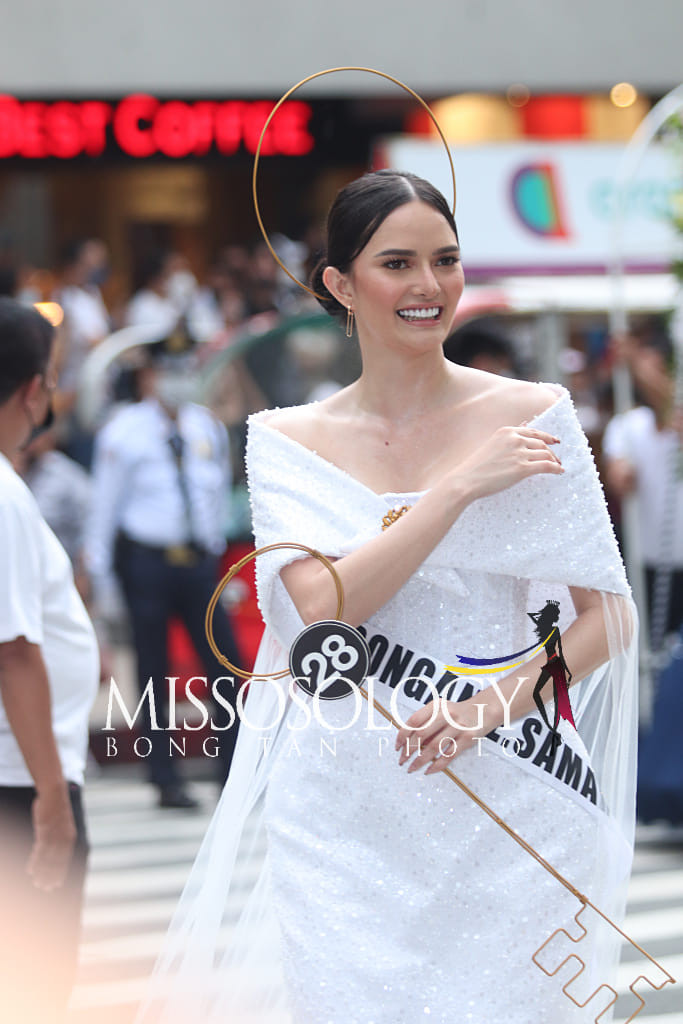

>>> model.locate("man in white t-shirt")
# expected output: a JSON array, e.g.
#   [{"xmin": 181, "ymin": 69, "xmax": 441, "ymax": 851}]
[
  {"xmin": 0, "ymin": 298, "xmax": 99, "ymax": 1021},
  {"xmin": 603, "ymin": 328, "xmax": 683, "ymax": 638}
]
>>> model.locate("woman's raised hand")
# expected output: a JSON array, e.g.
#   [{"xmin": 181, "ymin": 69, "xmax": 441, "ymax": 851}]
[{"xmin": 453, "ymin": 424, "xmax": 563, "ymax": 502}]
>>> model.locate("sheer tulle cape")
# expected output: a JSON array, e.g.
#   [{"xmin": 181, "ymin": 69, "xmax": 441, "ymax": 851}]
[{"xmin": 136, "ymin": 386, "xmax": 638, "ymax": 1023}]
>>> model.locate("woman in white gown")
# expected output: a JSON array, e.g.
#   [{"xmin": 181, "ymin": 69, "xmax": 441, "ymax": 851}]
[{"xmin": 140, "ymin": 171, "xmax": 638, "ymax": 1024}]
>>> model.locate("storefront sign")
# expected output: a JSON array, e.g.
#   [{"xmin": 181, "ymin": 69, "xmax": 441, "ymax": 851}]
[
  {"xmin": 379, "ymin": 139, "xmax": 681, "ymax": 274},
  {"xmin": 0, "ymin": 94, "xmax": 314, "ymax": 160}
]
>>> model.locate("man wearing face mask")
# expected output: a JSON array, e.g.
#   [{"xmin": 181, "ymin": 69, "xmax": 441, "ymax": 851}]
[
  {"xmin": 0, "ymin": 298, "xmax": 99, "ymax": 1021},
  {"xmin": 86, "ymin": 324, "xmax": 242, "ymax": 808}
]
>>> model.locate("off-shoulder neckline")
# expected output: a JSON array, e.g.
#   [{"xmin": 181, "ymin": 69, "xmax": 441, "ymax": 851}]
[{"xmin": 250, "ymin": 384, "xmax": 568, "ymax": 501}]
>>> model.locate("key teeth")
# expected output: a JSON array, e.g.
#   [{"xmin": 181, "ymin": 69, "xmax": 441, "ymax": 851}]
[
  {"xmin": 532, "ymin": 905, "xmax": 590, "ymax": 971},
  {"xmin": 532, "ymin": 905, "xmax": 675, "ymax": 1023},
  {"xmin": 533, "ymin": 939, "xmax": 619, "ymax": 1017},
  {"xmin": 532, "ymin": 934, "xmax": 583, "ymax": 978},
  {"xmin": 614, "ymin": 972, "xmax": 683, "ymax": 1024}
]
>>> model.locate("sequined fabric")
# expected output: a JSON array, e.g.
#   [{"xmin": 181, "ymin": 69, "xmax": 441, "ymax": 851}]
[{"xmin": 246, "ymin": 386, "xmax": 630, "ymax": 1024}]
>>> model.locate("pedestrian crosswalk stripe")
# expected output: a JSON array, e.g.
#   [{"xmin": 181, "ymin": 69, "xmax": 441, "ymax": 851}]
[
  {"xmin": 618, "ymin": 905, "xmax": 683, "ymax": 944},
  {"xmin": 68, "ymin": 776, "xmax": 683, "ymax": 1023},
  {"xmin": 626, "ymin": 869, "xmax": 683, "ymax": 903}
]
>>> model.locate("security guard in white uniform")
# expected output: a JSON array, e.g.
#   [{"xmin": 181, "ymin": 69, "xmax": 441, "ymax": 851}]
[{"xmin": 87, "ymin": 326, "xmax": 241, "ymax": 807}]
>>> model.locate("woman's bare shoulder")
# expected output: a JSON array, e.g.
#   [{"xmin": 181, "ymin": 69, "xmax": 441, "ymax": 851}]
[
  {"xmin": 494, "ymin": 378, "xmax": 562, "ymax": 423},
  {"xmin": 257, "ymin": 394, "xmax": 346, "ymax": 449},
  {"xmin": 460, "ymin": 370, "xmax": 562, "ymax": 424}
]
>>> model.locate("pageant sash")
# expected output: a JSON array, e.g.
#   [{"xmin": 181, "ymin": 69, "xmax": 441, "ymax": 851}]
[{"xmin": 356, "ymin": 624, "xmax": 607, "ymax": 821}]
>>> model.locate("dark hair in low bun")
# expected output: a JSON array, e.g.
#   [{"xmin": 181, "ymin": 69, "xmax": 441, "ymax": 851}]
[
  {"xmin": 309, "ymin": 257, "xmax": 342, "ymax": 318},
  {"xmin": 309, "ymin": 170, "xmax": 458, "ymax": 323}
]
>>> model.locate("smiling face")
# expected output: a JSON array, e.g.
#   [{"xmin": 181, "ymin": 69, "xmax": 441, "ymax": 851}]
[{"xmin": 323, "ymin": 200, "xmax": 464, "ymax": 351}]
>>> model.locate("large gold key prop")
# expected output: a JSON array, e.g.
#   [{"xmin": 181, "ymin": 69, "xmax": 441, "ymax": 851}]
[
  {"xmin": 206, "ymin": 542, "xmax": 675, "ymax": 1020},
  {"xmin": 361, "ymin": 691, "xmax": 675, "ymax": 1022}
]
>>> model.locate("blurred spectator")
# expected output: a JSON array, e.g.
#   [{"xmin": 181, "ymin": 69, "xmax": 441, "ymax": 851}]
[
  {"xmin": 558, "ymin": 346, "xmax": 604, "ymax": 440},
  {"xmin": 188, "ymin": 262, "xmax": 244, "ymax": 343},
  {"xmin": 444, "ymin": 320, "xmax": 520, "ymax": 377},
  {"xmin": 165, "ymin": 251, "xmax": 200, "ymax": 318},
  {"xmin": 51, "ymin": 238, "xmax": 112, "ymax": 466},
  {"xmin": 607, "ymin": 320, "xmax": 683, "ymax": 826},
  {"xmin": 603, "ymin": 324, "xmax": 682, "ymax": 638},
  {"xmin": 14, "ymin": 422, "xmax": 114, "ymax": 682},
  {"xmin": 126, "ymin": 249, "xmax": 179, "ymax": 334},
  {"xmin": 14, "ymin": 422, "xmax": 92, "ymax": 593},
  {"xmin": 85, "ymin": 326, "xmax": 242, "ymax": 809},
  {"xmin": 204, "ymin": 355, "xmax": 267, "ymax": 433},
  {"xmin": 0, "ymin": 298, "xmax": 98, "ymax": 1022},
  {"xmin": 217, "ymin": 277, "xmax": 249, "ymax": 334},
  {"xmin": 245, "ymin": 239, "xmax": 281, "ymax": 315},
  {"xmin": 270, "ymin": 231, "xmax": 311, "ymax": 313},
  {"xmin": 53, "ymin": 238, "xmax": 111, "ymax": 396},
  {"xmin": 286, "ymin": 328, "xmax": 344, "ymax": 403},
  {"xmin": 218, "ymin": 244, "xmax": 250, "ymax": 292}
]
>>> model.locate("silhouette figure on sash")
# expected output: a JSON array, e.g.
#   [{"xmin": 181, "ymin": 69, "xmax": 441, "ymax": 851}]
[{"xmin": 529, "ymin": 601, "xmax": 575, "ymax": 753}]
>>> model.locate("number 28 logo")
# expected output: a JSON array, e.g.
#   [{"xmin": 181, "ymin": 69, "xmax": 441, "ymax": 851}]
[{"xmin": 288, "ymin": 621, "xmax": 370, "ymax": 700}]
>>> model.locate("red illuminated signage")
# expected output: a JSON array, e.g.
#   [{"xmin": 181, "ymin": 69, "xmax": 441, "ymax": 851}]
[{"xmin": 0, "ymin": 94, "xmax": 315, "ymax": 159}]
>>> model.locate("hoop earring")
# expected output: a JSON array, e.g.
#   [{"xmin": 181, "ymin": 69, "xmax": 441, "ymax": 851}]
[{"xmin": 346, "ymin": 306, "xmax": 355, "ymax": 338}]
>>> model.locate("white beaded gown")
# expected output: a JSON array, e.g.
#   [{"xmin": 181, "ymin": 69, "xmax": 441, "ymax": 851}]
[
  {"xmin": 138, "ymin": 385, "xmax": 638, "ymax": 1024},
  {"xmin": 245, "ymin": 385, "xmax": 637, "ymax": 1024}
]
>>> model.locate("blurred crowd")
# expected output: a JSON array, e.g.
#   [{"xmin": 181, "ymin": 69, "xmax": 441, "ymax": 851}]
[
  {"xmin": 0, "ymin": 234, "xmax": 333, "ymax": 461},
  {"xmin": 0, "ymin": 234, "xmax": 681, "ymax": 650}
]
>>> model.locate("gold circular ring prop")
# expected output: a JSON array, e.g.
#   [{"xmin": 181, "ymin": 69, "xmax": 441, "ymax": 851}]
[
  {"xmin": 252, "ymin": 66, "xmax": 457, "ymax": 301},
  {"xmin": 205, "ymin": 542, "xmax": 345, "ymax": 680}
]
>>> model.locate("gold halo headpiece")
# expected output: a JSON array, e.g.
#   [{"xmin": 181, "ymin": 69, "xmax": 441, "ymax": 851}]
[{"xmin": 252, "ymin": 66, "xmax": 457, "ymax": 301}]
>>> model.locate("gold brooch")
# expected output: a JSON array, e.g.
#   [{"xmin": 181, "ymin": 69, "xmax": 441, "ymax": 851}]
[{"xmin": 381, "ymin": 505, "xmax": 412, "ymax": 531}]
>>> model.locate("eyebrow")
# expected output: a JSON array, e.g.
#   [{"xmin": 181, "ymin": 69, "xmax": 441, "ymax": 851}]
[{"xmin": 373, "ymin": 245, "xmax": 460, "ymax": 257}]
